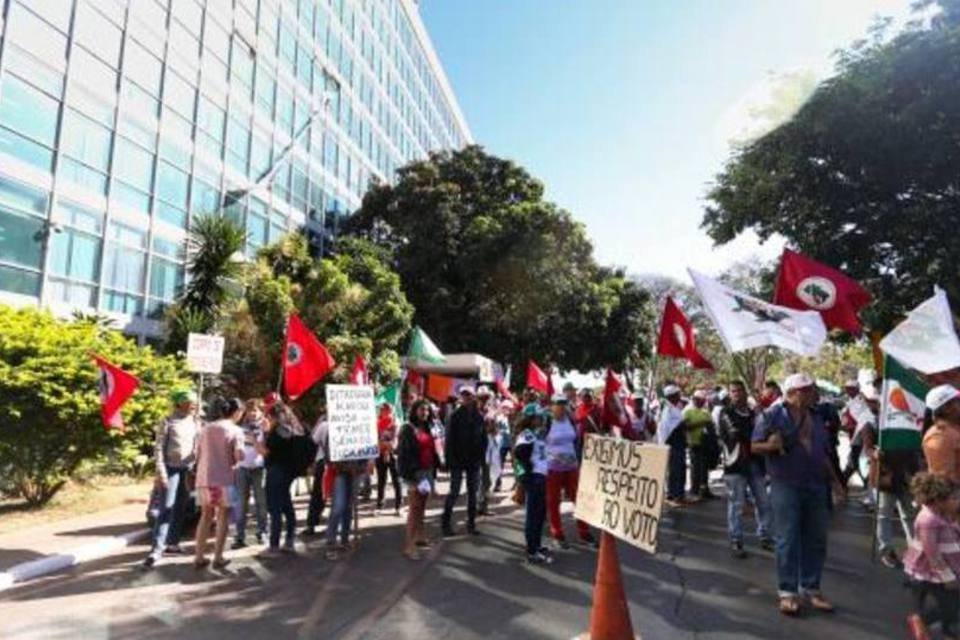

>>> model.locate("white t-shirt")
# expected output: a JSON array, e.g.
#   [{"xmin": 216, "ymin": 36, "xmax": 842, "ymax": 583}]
[{"xmin": 657, "ymin": 402, "xmax": 685, "ymax": 444}]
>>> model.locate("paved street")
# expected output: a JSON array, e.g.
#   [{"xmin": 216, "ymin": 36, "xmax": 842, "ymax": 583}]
[{"xmin": 0, "ymin": 474, "xmax": 909, "ymax": 640}]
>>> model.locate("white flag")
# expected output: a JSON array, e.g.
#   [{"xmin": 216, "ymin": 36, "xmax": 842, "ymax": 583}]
[
  {"xmin": 879, "ymin": 288, "xmax": 960, "ymax": 374},
  {"xmin": 688, "ymin": 269, "xmax": 828, "ymax": 356}
]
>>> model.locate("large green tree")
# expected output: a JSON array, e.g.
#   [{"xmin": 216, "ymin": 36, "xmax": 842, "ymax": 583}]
[
  {"xmin": 703, "ymin": 0, "xmax": 960, "ymax": 331},
  {"xmin": 345, "ymin": 145, "xmax": 654, "ymax": 376}
]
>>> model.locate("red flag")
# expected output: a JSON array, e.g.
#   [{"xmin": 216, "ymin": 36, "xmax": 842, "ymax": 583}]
[
  {"xmin": 349, "ymin": 355, "xmax": 368, "ymax": 385},
  {"xmin": 283, "ymin": 314, "xmax": 336, "ymax": 400},
  {"xmin": 92, "ymin": 354, "xmax": 139, "ymax": 430},
  {"xmin": 527, "ymin": 360, "xmax": 551, "ymax": 395},
  {"xmin": 657, "ymin": 297, "xmax": 714, "ymax": 370},
  {"xmin": 407, "ymin": 370, "xmax": 425, "ymax": 394},
  {"xmin": 773, "ymin": 248, "xmax": 872, "ymax": 334},
  {"xmin": 602, "ymin": 368, "xmax": 628, "ymax": 429}
]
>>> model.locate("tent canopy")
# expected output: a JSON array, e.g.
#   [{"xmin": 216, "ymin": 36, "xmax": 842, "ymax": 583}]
[{"xmin": 404, "ymin": 353, "xmax": 496, "ymax": 381}]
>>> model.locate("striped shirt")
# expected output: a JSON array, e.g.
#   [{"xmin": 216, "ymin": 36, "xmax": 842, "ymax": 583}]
[{"xmin": 904, "ymin": 506, "xmax": 960, "ymax": 584}]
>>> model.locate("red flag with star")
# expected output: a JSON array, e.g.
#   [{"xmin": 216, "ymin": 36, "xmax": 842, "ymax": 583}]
[
  {"xmin": 92, "ymin": 354, "xmax": 139, "ymax": 431},
  {"xmin": 283, "ymin": 314, "xmax": 336, "ymax": 400}
]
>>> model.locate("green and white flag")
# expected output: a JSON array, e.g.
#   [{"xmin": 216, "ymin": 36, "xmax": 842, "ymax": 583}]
[
  {"xmin": 375, "ymin": 382, "xmax": 404, "ymax": 423},
  {"xmin": 407, "ymin": 326, "xmax": 445, "ymax": 364},
  {"xmin": 878, "ymin": 355, "xmax": 928, "ymax": 451},
  {"xmin": 879, "ymin": 287, "xmax": 960, "ymax": 374}
]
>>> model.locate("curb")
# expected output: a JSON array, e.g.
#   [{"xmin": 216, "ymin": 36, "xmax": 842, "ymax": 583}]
[{"xmin": 0, "ymin": 527, "xmax": 149, "ymax": 593}]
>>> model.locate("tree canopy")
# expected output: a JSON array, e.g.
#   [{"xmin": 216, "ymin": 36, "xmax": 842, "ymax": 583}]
[
  {"xmin": 703, "ymin": 0, "xmax": 960, "ymax": 331},
  {"xmin": 345, "ymin": 145, "xmax": 654, "ymax": 376}
]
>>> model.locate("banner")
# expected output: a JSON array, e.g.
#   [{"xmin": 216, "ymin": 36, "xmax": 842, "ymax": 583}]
[
  {"xmin": 688, "ymin": 268, "xmax": 827, "ymax": 356},
  {"xmin": 879, "ymin": 355, "xmax": 928, "ymax": 451},
  {"xmin": 574, "ymin": 435, "xmax": 669, "ymax": 553},
  {"xmin": 425, "ymin": 374, "xmax": 474, "ymax": 402},
  {"xmin": 879, "ymin": 288, "xmax": 960, "ymax": 375},
  {"xmin": 326, "ymin": 384, "xmax": 378, "ymax": 462}
]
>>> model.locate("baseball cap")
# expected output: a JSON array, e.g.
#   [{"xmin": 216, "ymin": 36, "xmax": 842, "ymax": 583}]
[
  {"xmin": 926, "ymin": 384, "xmax": 960, "ymax": 412},
  {"xmin": 171, "ymin": 388, "xmax": 197, "ymax": 405},
  {"xmin": 459, "ymin": 386, "xmax": 476, "ymax": 396},
  {"xmin": 783, "ymin": 373, "xmax": 815, "ymax": 393},
  {"xmin": 476, "ymin": 385, "xmax": 492, "ymax": 397},
  {"xmin": 551, "ymin": 394, "xmax": 569, "ymax": 405},
  {"xmin": 663, "ymin": 384, "xmax": 681, "ymax": 397}
]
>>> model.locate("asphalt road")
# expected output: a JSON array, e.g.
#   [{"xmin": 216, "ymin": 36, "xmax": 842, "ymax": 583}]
[{"xmin": 0, "ymin": 477, "xmax": 910, "ymax": 640}]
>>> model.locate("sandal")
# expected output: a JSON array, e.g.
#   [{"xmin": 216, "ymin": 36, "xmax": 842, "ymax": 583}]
[
  {"xmin": 212, "ymin": 558, "xmax": 231, "ymax": 569},
  {"xmin": 194, "ymin": 558, "xmax": 211, "ymax": 569},
  {"xmin": 779, "ymin": 596, "xmax": 800, "ymax": 616},
  {"xmin": 808, "ymin": 594, "xmax": 834, "ymax": 612}
]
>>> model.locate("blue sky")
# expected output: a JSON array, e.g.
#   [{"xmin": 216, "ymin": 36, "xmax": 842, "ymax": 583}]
[{"xmin": 419, "ymin": 0, "xmax": 913, "ymax": 281}]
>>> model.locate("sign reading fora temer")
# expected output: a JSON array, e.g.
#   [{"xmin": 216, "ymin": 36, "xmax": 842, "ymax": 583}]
[{"xmin": 574, "ymin": 435, "xmax": 669, "ymax": 553}]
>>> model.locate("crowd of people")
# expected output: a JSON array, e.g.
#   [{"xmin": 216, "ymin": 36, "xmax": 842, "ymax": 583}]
[{"xmin": 139, "ymin": 371, "xmax": 960, "ymax": 637}]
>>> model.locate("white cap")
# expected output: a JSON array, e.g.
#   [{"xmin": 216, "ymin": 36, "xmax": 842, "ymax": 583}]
[
  {"xmin": 717, "ymin": 389, "xmax": 729, "ymax": 401},
  {"xmin": 692, "ymin": 390, "xmax": 707, "ymax": 400},
  {"xmin": 926, "ymin": 384, "xmax": 960, "ymax": 412},
  {"xmin": 783, "ymin": 373, "xmax": 815, "ymax": 393},
  {"xmin": 844, "ymin": 379, "xmax": 859, "ymax": 389},
  {"xmin": 861, "ymin": 385, "xmax": 879, "ymax": 401},
  {"xmin": 663, "ymin": 384, "xmax": 681, "ymax": 397},
  {"xmin": 476, "ymin": 385, "xmax": 492, "ymax": 397},
  {"xmin": 459, "ymin": 386, "xmax": 476, "ymax": 396}
]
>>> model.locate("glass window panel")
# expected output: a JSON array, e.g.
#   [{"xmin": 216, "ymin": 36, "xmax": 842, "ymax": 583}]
[
  {"xmin": 156, "ymin": 161, "xmax": 189, "ymax": 208},
  {"xmin": 49, "ymin": 228, "xmax": 101, "ymax": 282},
  {"xmin": 169, "ymin": 19, "xmax": 200, "ymax": 64},
  {"xmin": 231, "ymin": 39, "xmax": 255, "ymax": 90},
  {"xmin": 103, "ymin": 290, "xmax": 143, "ymax": 314},
  {"xmin": 196, "ymin": 97, "xmax": 225, "ymax": 137},
  {"xmin": 0, "ymin": 176, "xmax": 47, "ymax": 216},
  {"xmin": 74, "ymin": 2, "xmax": 122, "ymax": 66},
  {"xmin": 2, "ymin": 45, "xmax": 64, "ymax": 97},
  {"xmin": 53, "ymin": 199, "xmax": 103, "ymax": 234},
  {"xmin": 6, "ymin": 3, "xmax": 68, "ymax": 69},
  {"xmin": 0, "ymin": 263, "xmax": 40, "ymax": 296},
  {"xmin": 156, "ymin": 202, "xmax": 187, "ymax": 229},
  {"xmin": 0, "ymin": 75, "xmax": 59, "ymax": 146},
  {"xmin": 247, "ymin": 211, "xmax": 267, "ymax": 247},
  {"xmin": 122, "ymin": 80, "xmax": 160, "ymax": 120},
  {"xmin": 124, "ymin": 39, "xmax": 162, "ymax": 94},
  {"xmin": 25, "ymin": 0, "xmax": 72, "ymax": 31},
  {"xmin": 171, "ymin": 0, "xmax": 202, "ymax": 33},
  {"xmin": 0, "ymin": 206, "xmax": 44, "ymax": 270},
  {"xmin": 114, "ymin": 138, "xmax": 155, "ymax": 192},
  {"xmin": 255, "ymin": 66, "xmax": 276, "ymax": 117},
  {"xmin": 191, "ymin": 178, "xmax": 219, "ymax": 214},
  {"xmin": 0, "ymin": 127, "xmax": 53, "ymax": 171},
  {"xmin": 58, "ymin": 157, "xmax": 108, "ymax": 194},
  {"xmin": 61, "ymin": 109, "xmax": 113, "ymax": 171},
  {"xmin": 112, "ymin": 182, "xmax": 151, "ymax": 214},
  {"xmin": 152, "ymin": 236, "xmax": 182, "ymax": 259},
  {"xmin": 149, "ymin": 257, "xmax": 183, "ymax": 301},
  {"xmin": 47, "ymin": 278, "xmax": 96, "ymax": 306},
  {"xmin": 204, "ymin": 17, "xmax": 230, "ymax": 62},
  {"xmin": 70, "ymin": 47, "xmax": 118, "ymax": 104}
]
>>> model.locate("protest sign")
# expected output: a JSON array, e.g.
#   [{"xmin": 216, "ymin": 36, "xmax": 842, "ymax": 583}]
[
  {"xmin": 186, "ymin": 333, "xmax": 224, "ymax": 374},
  {"xmin": 575, "ymin": 435, "xmax": 669, "ymax": 553},
  {"xmin": 326, "ymin": 384, "xmax": 378, "ymax": 462}
]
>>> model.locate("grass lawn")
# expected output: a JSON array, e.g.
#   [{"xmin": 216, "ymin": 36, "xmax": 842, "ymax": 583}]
[{"xmin": 0, "ymin": 476, "xmax": 153, "ymax": 536}]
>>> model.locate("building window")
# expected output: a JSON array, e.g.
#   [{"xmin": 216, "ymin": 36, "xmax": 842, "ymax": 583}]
[
  {"xmin": 0, "ymin": 74, "xmax": 59, "ymax": 148},
  {"xmin": 102, "ymin": 221, "xmax": 147, "ymax": 311},
  {"xmin": 74, "ymin": 2, "xmax": 122, "ymax": 67},
  {"xmin": 61, "ymin": 109, "xmax": 113, "ymax": 172}
]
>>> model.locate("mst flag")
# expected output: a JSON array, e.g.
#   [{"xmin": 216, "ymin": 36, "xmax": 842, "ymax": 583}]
[
  {"xmin": 349, "ymin": 355, "xmax": 368, "ymax": 385},
  {"xmin": 407, "ymin": 326, "xmax": 445, "ymax": 364},
  {"xmin": 283, "ymin": 314, "xmax": 336, "ymax": 400},
  {"xmin": 657, "ymin": 296, "xmax": 714, "ymax": 369},
  {"xmin": 880, "ymin": 288, "xmax": 960, "ymax": 375},
  {"xmin": 689, "ymin": 269, "xmax": 827, "ymax": 356},
  {"xmin": 527, "ymin": 360, "xmax": 553, "ymax": 396},
  {"xmin": 773, "ymin": 249, "xmax": 872, "ymax": 334},
  {"xmin": 879, "ymin": 355, "xmax": 928, "ymax": 451},
  {"xmin": 92, "ymin": 354, "xmax": 139, "ymax": 430}
]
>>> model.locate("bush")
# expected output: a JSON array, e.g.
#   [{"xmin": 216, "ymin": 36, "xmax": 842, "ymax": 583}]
[{"xmin": 0, "ymin": 306, "xmax": 190, "ymax": 505}]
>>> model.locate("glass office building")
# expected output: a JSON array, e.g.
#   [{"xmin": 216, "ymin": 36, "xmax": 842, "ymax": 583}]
[{"xmin": 0, "ymin": 0, "xmax": 471, "ymax": 337}]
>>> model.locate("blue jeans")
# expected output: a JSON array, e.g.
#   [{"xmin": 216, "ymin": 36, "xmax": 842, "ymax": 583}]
[
  {"xmin": 306, "ymin": 460, "xmax": 327, "ymax": 529},
  {"xmin": 265, "ymin": 465, "xmax": 295, "ymax": 548},
  {"xmin": 522, "ymin": 474, "xmax": 547, "ymax": 555},
  {"xmin": 769, "ymin": 480, "xmax": 829, "ymax": 597},
  {"xmin": 326, "ymin": 472, "xmax": 355, "ymax": 545},
  {"xmin": 149, "ymin": 465, "xmax": 189, "ymax": 557},
  {"xmin": 235, "ymin": 466, "xmax": 267, "ymax": 543},
  {"xmin": 724, "ymin": 470, "xmax": 772, "ymax": 543},
  {"xmin": 667, "ymin": 440, "xmax": 686, "ymax": 500},
  {"xmin": 442, "ymin": 465, "xmax": 479, "ymax": 531}
]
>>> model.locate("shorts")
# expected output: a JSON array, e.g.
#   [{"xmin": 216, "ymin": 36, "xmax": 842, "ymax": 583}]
[{"xmin": 197, "ymin": 485, "xmax": 229, "ymax": 508}]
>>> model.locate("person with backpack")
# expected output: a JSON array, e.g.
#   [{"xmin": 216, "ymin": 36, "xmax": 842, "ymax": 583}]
[
  {"xmin": 262, "ymin": 399, "xmax": 309, "ymax": 554},
  {"xmin": 143, "ymin": 388, "xmax": 200, "ymax": 569},
  {"xmin": 397, "ymin": 399, "xmax": 439, "ymax": 559},
  {"xmin": 193, "ymin": 397, "xmax": 245, "ymax": 569},
  {"xmin": 514, "ymin": 404, "xmax": 553, "ymax": 564}
]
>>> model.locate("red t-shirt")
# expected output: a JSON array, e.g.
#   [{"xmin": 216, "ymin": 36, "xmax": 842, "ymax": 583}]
[{"xmin": 415, "ymin": 427, "xmax": 434, "ymax": 470}]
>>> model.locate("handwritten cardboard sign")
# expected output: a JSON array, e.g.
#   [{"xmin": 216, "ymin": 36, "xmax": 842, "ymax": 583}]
[
  {"xmin": 186, "ymin": 333, "xmax": 225, "ymax": 374},
  {"xmin": 326, "ymin": 384, "xmax": 378, "ymax": 462},
  {"xmin": 574, "ymin": 435, "xmax": 669, "ymax": 553}
]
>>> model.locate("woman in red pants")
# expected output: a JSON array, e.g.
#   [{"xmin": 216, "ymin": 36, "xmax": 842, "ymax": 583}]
[{"xmin": 545, "ymin": 396, "xmax": 597, "ymax": 548}]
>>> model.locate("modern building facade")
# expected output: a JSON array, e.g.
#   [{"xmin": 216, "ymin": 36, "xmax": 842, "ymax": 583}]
[{"xmin": 0, "ymin": 0, "xmax": 471, "ymax": 337}]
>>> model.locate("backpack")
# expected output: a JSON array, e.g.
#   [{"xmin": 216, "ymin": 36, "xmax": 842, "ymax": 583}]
[{"xmin": 289, "ymin": 433, "xmax": 318, "ymax": 477}]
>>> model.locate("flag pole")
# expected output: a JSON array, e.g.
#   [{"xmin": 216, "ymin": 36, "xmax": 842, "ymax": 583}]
[{"xmin": 276, "ymin": 315, "xmax": 289, "ymax": 396}]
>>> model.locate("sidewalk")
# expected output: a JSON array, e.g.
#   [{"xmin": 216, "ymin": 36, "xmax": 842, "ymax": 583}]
[{"xmin": 0, "ymin": 500, "xmax": 150, "ymax": 589}]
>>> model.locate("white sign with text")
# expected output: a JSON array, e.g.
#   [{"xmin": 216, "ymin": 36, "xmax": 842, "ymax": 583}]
[
  {"xmin": 326, "ymin": 384, "xmax": 378, "ymax": 462},
  {"xmin": 186, "ymin": 333, "xmax": 225, "ymax": 374}
]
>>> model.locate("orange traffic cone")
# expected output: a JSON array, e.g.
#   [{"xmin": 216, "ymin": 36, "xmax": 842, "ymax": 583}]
[
  {"xmin": 907, "ymin": 614, "xmax": 931, "ymax": 640},
  {"xmin": 576, "ymin": 532, "xmax": 640, "ymax": 640}
]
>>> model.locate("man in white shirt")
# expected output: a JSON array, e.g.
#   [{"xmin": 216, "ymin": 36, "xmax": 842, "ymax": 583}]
[{"xmin": 658, "ymin": 385, "xmax": 688, "ymax": 506}]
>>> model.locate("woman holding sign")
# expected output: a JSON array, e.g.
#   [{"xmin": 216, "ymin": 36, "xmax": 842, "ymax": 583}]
[{"xmin": 397, "ymin": 399, "xmax": 439, "ymax": 559}]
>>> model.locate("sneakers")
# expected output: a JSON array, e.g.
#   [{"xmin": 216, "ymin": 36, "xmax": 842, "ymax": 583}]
[
  {"xmin": 142, "ymin": 555, "xmax": 157, "ymax": 569},
  {"xmin": 282, "ymin": 537, "xmax": 296, "ymax": 553},
  {"xmin": 760, "ymin": 537, "xmax": 775, "ymax": 552},
  {"xmin": 164, "ymin": 545, "xmax": 185, "ymax": 555},
  {"xmin": 730, "ymin": 540, "xmax": 747, "ymax": 559},
  {"xmin": 526, "ymin": 551, "xmax": 554, "ymax": 565},
  {"xmin": 552, "ymin": 538, "xmax": 571, "ymax": 550},
  {"xmin": 879, "ymin": 549, "xmax": 900, "ymax": 569}
]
